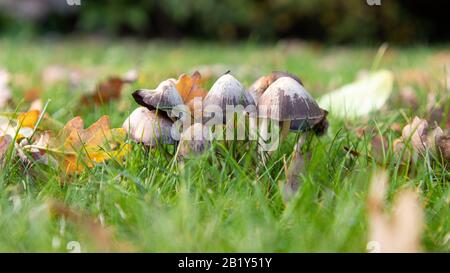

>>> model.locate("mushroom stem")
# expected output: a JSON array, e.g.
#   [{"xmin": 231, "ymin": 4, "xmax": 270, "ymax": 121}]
[
  {"xmin": 258, "ymin": 117, "xmax": 268, "ymax": 150},
  {"xmin": 283, "ymin": 133, "xmax": 308, "ymax": 202},
  {"xmin": 280, "ymin": 120, "xmax": 291, "ymax": 144}
]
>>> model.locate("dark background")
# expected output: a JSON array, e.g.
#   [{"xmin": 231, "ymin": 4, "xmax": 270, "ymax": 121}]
[{"xmin": 0, "ymin": 0, "xmax": 448, "ymax": 44}]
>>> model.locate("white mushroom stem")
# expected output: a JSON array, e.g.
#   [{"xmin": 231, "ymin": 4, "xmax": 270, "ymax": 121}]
[{"xmin": 283, "ymin": 133, "xmax": 308, "ymax": 202}]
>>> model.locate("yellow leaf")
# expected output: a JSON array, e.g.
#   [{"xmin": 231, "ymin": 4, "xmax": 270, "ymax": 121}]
[
  {"xmin": 31, "ymin": 115, "xmax": 129, "ymax": 175},
  {"xmin": 18, "ymin": 109, "xmax": 40, "ymax": 128}
]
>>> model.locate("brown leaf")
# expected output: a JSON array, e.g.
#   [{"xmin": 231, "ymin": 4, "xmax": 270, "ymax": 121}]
[
  {"xmin": 175, "ymin": 71, "xmax": 207, "ymax": 112},
  {"xmin": 24, "ymin": 87, "xmax": 42, "ymax": 103},
  {"xmin": 367, "ymin": 171, "xmax": 423, "ymax": 253},
  {"xmin": 81, "ymin": 77, "xmax": 126, "ymax": 106}
]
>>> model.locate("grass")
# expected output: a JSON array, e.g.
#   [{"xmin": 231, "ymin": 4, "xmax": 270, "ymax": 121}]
[{"xmin": 0, "ymin": 38, "xmax": 448, "ymax": 252}]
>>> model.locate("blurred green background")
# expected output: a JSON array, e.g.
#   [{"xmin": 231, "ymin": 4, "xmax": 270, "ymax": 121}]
[{"xmin": 0, "ymin": 0, "xmax": 448, "ymax": 44}]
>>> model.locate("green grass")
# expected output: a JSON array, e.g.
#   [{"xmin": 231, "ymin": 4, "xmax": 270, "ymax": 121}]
[{"xmin": 0, "ymin": 38, "xmax": 448, "ymax": 252}]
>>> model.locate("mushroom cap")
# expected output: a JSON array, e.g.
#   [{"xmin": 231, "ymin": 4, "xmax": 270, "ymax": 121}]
[
  {"xmin": 203, "ymin": 74, "xmax": 255, "ymax": 122},
  {"xmin": 132, "ymin": 79, "xmax": 183, "ymax": 112},
  {"xmin": 122, "ymin": 107, "xmax": 175, "ymax": 146},
  {"xmin": 258, "ymin": 77, "xmax": 324, "ymax": 122},
  {"xmin": 289, "ymin": 108, "xmax": 328, "ymax": 134},
  {"xmin": 249, "ymin": 71, "xmax": 303, "ymax": 104},
  {"xmin": 178, "ymin": 123, "xmax": 211, "ymax": 157}
]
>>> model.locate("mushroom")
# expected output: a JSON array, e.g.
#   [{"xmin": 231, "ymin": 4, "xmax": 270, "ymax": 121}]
[
  {"xmin": 257, "ymin": 76, "xmax": 327, "ymax": 149},
  {"xmin": 203, "ymin": 72, "xmax": 255, "ymax": 124},
  {"xmin": 177, "ymin": 123, "xmax": 211, "ymax": 158},
  {"xmin": 122, "ymin": 107, "xmax": 176, "ymax": 147},
  {"xmin": 132, "ymin": 79, "xmax": 184, "ymax": 116},
  {"xmin": 256, "ymin": 76, "xmax": 328, "ymax": 202},
  {"xmin": 249, "ymin": 71, "xmax": 303, "ymax": 104}
]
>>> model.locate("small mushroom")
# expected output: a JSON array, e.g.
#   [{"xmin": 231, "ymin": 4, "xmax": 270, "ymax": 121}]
[
  {"xmin": 132, "ymin": 79, "xmax": 183, "ymax": 113},
  {"xmin": 249, "ymin": 71, "xmax": 303, "ymax": 104},
  {"xmin": 122, "ymin": 107, "xmax": 175, "ymax": 147},
  {"xmin": 178, "ymin": 123, "xmax": 211, "ymax": 158},
  {"xmin": 258, "ymin": 76, "xmax": 327, "ymax": 143},
  {"xmin": 203, "ymin": 72, "xmax": 255, "ymax": 123}
]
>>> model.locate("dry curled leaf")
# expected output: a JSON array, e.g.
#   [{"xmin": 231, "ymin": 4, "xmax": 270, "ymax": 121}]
[
  {"xmin": 367, "ymin": 171, "xmax": 423, "ymax": 253},
  {"xmin": 175, "ymin": 71, "xmax": 207, "ymax": 112}
]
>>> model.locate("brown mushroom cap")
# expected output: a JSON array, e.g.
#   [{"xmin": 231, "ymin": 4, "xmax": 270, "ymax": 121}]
[
  {"xmin": 122, "ymin": 107, "xmax": 176, "ymax": 146},
  {"xmin": 203, "ymin": 73, "xmax": 255, "ymax": 123},
  {"xmin": 132, "ymin": 79, "xmax": 183, "ymax": 112},
  {"xmin": 249, "ymin": 71, "xmax": 303, "ymax": 104},
  {"xmin": 178, "ymin": 123, "xmax": 211, "ymax": 158},
  {"xmin": 258, "ymin": 77, "xmax": 323, "ymax": 121}
]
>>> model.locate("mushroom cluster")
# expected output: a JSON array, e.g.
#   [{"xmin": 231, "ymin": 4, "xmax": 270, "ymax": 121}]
[{"xmin": 123, "ymin": 70, "xmax": 328, "ymax": 166}]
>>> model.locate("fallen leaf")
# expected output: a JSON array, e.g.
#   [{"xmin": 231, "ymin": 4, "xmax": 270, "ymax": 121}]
[
  {"xmin": 81, "ymin": 77, "xmax": 124, "ymax": 105},
  {"xmin": 175, "ymin": 71, "xmax": 207, "ymax": 112},
  {"xmin": 24, "ymin": 87, "xmax": 42, "ymax": 103},
  {"xmin": 318, "ymin": 70, "xmax": 394, "ymax": 119},
  {"xmin": 24, "ymin": 115, "xmax": 130, "ymax": 174},
  {"xmin": 0, "ymin": 112, "xmax": 36, "ymax": 140},
  {"xmin": 17, "ymin": 110, "xmax": 40, "ymax": 128},
  {"xmin": 367, "ymin": 171, "xmax": 423, "ymax": 253}
]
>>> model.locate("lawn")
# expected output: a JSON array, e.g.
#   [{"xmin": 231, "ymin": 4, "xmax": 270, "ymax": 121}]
[{"xmin": 0, "ymin": 38, "xmax": 448, "ymax": 252}]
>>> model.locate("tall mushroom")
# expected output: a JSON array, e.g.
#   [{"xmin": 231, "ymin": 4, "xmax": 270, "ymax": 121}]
[
  {"xmin": 249, "ymin": 71, "xmax": 303, "ymax": 104},
  {"xmin": 257, "ymin": 76, "xmax": 326, "ymax": 149},
  {"xmin": 257, "ymin": 76, "xmax": 328, "ymax": 202}
]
